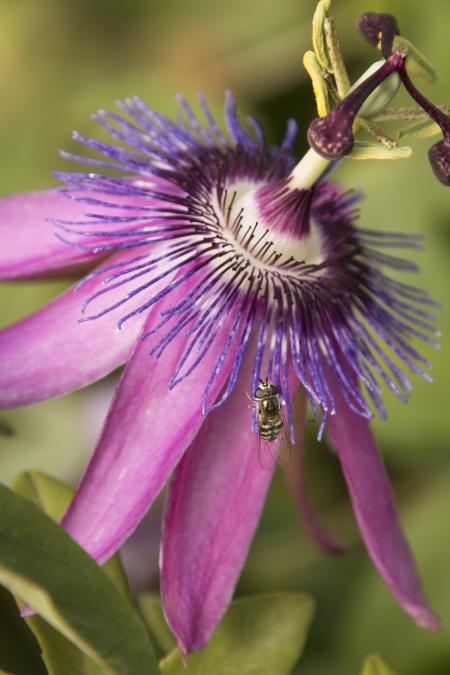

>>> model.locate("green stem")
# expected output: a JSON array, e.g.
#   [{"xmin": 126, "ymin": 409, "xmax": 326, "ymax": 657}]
[{"xmin": 289, "ymin": 148, "xmax": 331, "ymax": 189}]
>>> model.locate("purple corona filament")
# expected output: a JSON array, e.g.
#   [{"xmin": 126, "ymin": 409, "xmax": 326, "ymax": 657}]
[{"xmin": 46, "ymin": 90, "xmax": 440, "ymax": 442}]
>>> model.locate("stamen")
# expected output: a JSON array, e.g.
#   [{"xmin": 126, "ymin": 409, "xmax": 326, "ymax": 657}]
[
  {"xmin": 307, "ymin": 52, "xmax": 406, "ymax": 160},
  {"xmin": 308, "ymin": 47, "xmax": 450, "ymax": 185},
  {"xmin": 357, "ymin": 12, "xmax": 400, "ymax": 58}
]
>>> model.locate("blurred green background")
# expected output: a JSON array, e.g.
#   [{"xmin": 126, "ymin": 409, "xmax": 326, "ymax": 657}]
[{"xmin": 0, "ymin": 0, "xmax": 449, "ymax": 673}]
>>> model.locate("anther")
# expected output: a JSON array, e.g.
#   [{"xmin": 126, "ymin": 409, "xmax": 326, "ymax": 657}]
[
  {"xmin": 357, "ymin": 12, "xmax": 400, "ymax": 58},
  {"xmin": 307, "ymin": 52, "xmax": 406, "ymax": 160}
]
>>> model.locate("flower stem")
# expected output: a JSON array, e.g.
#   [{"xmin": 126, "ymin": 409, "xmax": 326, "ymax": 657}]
[{"xmin": 289, "ymin": 148, "xmax": 332, "ymax": 189}]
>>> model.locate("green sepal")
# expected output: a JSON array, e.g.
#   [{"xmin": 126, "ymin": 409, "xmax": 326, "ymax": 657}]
[
  {"xmin": 360, "ymin": 654, "xmax": 398, "ymax": 675},
  {"xmin": 393, "ymin": 36, "xmax": 438, "ymax": 84},
  {"xmin": 312, "ymin": 0, "xmax": 332, "ymax": 72},
  {"xmin": 348, "ymin": 141, "xmax": 412, "ymax": 160},
  {"xmin": 160, "ymin": 593, "xmax": 315, "ymax": 675},
  {"xmin": 0, "ymin": 481, "xmax": 159, "ymax": 675}
]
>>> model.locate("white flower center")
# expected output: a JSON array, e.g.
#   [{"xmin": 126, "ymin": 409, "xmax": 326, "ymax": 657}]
[{"xmin": 211, "ymin": 180, "xmax": 326, "ymax": 276}]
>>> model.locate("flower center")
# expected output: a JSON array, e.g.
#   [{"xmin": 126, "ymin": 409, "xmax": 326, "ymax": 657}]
[
  {"xmin": 53, "ymin": 90, "xmax": 440, "ymax": 440},
  {"xmin": 212, "ymin": 180, "xmax": 325, "ymax": 281}
]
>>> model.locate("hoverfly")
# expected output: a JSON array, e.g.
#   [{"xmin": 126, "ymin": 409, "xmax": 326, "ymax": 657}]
[{"xmin": 252, "ymin": 379, "xmax": 292, "ymax": 470}]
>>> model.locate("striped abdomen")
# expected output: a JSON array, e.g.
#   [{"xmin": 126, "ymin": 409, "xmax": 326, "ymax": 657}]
[{"xmin": 258, "ymin": 418, "xmax": 282, "ymax": 442}]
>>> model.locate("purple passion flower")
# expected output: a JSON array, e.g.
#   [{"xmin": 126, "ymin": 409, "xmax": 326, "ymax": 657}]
[{"xmin": 0, "ymin": 90, "xmax": 441, "ymax": 652}]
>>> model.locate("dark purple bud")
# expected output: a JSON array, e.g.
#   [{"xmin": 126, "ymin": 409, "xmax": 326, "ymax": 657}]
[
  {"xmin": 429, "ymin": 141, "xmax": 450, "ymax": 186},
  {"xmin": 307, "ymin": 53, "xmax": 405, "ymax": 161},
  {"xmin": 358, "ymin": 12, "xmax": 400, "ymax": 58}
]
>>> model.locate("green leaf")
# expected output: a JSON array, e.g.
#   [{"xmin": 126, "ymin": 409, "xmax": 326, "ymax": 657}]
[
  {"xmin": 13, "ymin": 470, "xmax": 73, "ymax": 521},
  {"xmin": 348, "ymin": 141, "xmax": 412, "ymax": 160},
  {"xmin": 0, "ymin": 483, "xmax": 159, "ymax": 675},
  {"xmin": 13, "ymin": 471, "xmax": 129, "ymax": 597},
  {"xmin": 139, "ymin": 594, "xmax": 176, "ymax": 659},
  {"xmin": 361, "ymin": 654, "xmax": 398, "ymax": 675},
  {"xmin": 13, "ymin": 472, "xmax": 103, "ymax": 674},
  {"xmin": 25, "ymin": 620, "xmax": 106, "ymax": 675},
  {"xmin": 0, "ymin": 584, "xmax": 47, "ymax": 675},
  {"xmin": 11, "ymin": 471, "xmax": 133, "ymax": 674},
  {"xmin": 392, "ymin": 36, "xmax": 438, "ymax": 84},
  {"xmin": 160, "ymin": 593, "xmax": 314, "ymax": 675},
  {"xmin": 312, "ymin": 0, "xmax": 332, "ymax": 72}
]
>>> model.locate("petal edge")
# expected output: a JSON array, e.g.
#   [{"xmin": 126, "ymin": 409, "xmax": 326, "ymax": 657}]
[{"xmin": 327, "ymin": 377, "xmax": 440, "ymax": 631}]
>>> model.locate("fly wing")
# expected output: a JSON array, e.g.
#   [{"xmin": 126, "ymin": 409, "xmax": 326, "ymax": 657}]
[
  {"xmin": 276, "ymin": 413, "xmax": 292, "ymax": 466},
  {"xmin": 257, "ymin": 432, "xmax": 279, "ymax": 471},
  {"xmin": 256, "ymin": 414, "xmax": 292, "ymax": 471}
]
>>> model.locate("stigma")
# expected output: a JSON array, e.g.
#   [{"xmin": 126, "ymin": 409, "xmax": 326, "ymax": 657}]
[
  {"xmin": 307, "ymin": 12, "xmax": 450, "ymax": 185},
  {"xmin": 213, "ymin": 177, "xmax": 325, "ymax": 278}
]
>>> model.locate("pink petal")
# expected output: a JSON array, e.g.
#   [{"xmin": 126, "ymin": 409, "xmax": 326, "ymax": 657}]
[
  {"xmin": 161, "ymin": 344, "xmax": 283, "ymax": 654},
  {"xmin": 0, "ymin": 250, "xmax": 152, "ymax": 408},
  {"xmin": 327, "ymin": 377, "xmax": 440, "ymax": 630},
  {"xmin": 61, "ymin": 291, "xmax": 241, "ymax": 564},
  {"xmin": 282, "ymin": 389, "xmax": 347, "ymax": 555},
  {"xmin": 0, "ymin": 190, "xmax": 103, "ymax": 279},
  {"xmin": 0, "ymin": 184, "xmax": 176, "ymax": 280}
]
